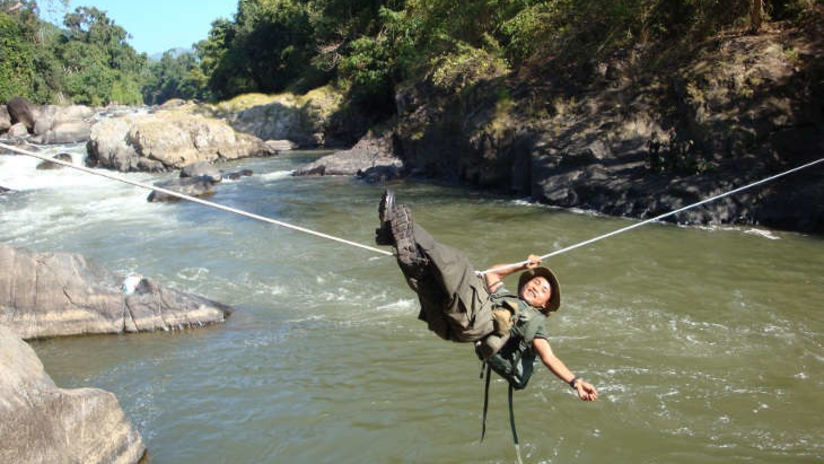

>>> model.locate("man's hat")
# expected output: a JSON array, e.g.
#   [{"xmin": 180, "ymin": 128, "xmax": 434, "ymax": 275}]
[{"xmin": 518, "ymin": 267, "xmax": 561, "ymax": 313}]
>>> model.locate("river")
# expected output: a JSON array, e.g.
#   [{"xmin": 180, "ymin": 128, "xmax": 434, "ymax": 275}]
[{"xmin": 1, "ymin": 143, "xmax": 823, "ymax": 463}]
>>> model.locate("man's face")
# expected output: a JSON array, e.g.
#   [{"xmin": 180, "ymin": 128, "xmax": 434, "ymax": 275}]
[{"xmin": 520, "ymin": 276, "xmax": 551, "ymax": 309}]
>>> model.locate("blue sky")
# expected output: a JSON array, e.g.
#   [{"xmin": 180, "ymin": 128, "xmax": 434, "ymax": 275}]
[{"xmin": 45, "ymin": 0, "xmax": 238, "ymax": 57}]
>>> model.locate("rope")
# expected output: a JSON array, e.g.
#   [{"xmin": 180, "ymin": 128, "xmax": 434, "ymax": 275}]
[
  {"xmin": 0, "ymin": 142, "xmax": 393, "ymax": 257},
  {"xmin": 480, "ymin": 156, "xmax": 824, "ymax": 275}
]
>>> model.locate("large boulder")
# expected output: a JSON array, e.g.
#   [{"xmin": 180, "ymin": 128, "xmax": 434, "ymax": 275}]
[
  {"xmin": 7, "ymin": 122, "xmax": 29, "ymax": 138},
  {"xmin": 0, "ymin": 324, "xmax": 146, "ymax": 463},
  {"xmin": 87, "ymin": 110, "xmax": 273, "ymax": 172},
  {"xmin": 147, "ymin": 176, "xmax": 217, "ymax": 202},
  {"xmin": 294, "ymin": 132, "xmax": 402, "ymax": 177},
  {"xmin": 32, "ymin": 121, "xmax": 93, "ymax": 144},
  {"xmin": 0, "ymin": 245, "xmax": 232, "ymax": 339},
  {"xmin": 0, "ymin": 105, "xmax": 10, "ymax": 132},
  {"xmin": 31, "ymin": 105, "xmax": 95, "ymax": 144},
  {"xmin": 6, "ymin": 96, "xmax": 38, "ymax": 131},
  {"xmin": 0, "ymin": 186, "xmax": 9, "ymax": 194}
]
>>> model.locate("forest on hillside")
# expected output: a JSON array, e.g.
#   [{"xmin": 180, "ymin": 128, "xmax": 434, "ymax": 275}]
[{"xmin": 2, "ymin": 0, "xmax": 818, "ymax": 114}]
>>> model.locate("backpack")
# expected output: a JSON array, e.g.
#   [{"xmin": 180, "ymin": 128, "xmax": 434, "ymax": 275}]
[{"xmin": 474, "ymin": 299, "xmax": 540, "ymax": 464}]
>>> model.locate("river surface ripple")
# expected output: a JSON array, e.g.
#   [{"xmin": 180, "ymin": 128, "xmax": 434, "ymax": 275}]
[{"xmin": 2, "ymin": 145, "xmax": 823, "ymax": 463}]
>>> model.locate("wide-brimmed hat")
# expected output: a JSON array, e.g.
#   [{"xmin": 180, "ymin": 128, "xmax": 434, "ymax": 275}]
[{"xmin": 518, "ymin": 266, "xmax": 561, "ymax": 313}]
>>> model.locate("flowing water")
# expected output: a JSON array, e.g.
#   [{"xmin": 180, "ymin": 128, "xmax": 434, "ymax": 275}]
[{"xmin": 1, "ymin": 142, "xmax": 823, "ymax": 463}]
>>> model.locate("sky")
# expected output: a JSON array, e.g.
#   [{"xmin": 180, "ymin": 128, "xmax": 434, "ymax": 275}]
[{"xmin": 44, "ymin": 0, "xmax": 238, "ymax": 57}]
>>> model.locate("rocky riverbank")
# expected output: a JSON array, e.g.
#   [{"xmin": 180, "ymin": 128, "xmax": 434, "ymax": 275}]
[
  {"xmin": 0, "ymin": 325, "xmax": 146, "ymax": 463},
  {"xmin": 0, "ymin": 245, "xmax": 233, "ymax": 340},
  {"xmin": 293, "ymin": 17, "xmax": 824, "ymax": 233}
]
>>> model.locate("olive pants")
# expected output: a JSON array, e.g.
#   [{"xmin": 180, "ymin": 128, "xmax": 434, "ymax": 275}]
[{"xmin": 402, "ymin": 223, "xmax": 494, "ymax": 342}]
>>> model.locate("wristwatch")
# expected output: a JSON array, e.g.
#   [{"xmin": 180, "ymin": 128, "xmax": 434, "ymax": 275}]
[{"xmin": 569, "ymin": 376, "xmax": 580, "ymax": 389}]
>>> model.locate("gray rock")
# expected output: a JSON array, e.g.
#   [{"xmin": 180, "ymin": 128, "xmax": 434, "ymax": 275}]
[
  {"xmin": 222, "ymin": 169, "xmax": 253, "ymax": 180},
  {"xmin": 357, "ymin": 165, "xmax": 403, "ymax": 184},
  {"xmin": 31, "ymin": 121, "xmax": 93, "ymax": 144},
  {"xmin": 0, "ymin": 185, "xmax": 9, "ymax": 194},
  {"xmin": 0, "ymin": 105, "xmax": 10, "ymax": 132},
  {"xmin": 6, "ymin": 96, "xmax": 38, "ymax": 131},
  {"xmin": 87, "ymin": 111, "xmax": 271, "ymax": 172},
  {"xmin": 181, "ymin": 161, "xmax": 222, "ymax": 182},
  {"xmin": 36, "ymin": 153, "xmax": 73, "ymax": 170},
  {"xmin": 147, "ymin": 176, "xmax": 217, "ymax": 202},
  {"xmin": 7, "ymin": 122, "xmax": 29, "ymax": 138},
  {"xmin": 294, "ymin": 133, "xmax": 401, "ymax": 176},
  {"xmin": 0, "ymin": 245, "xmax": 232, "ymax": 339},
  {"xmin": 85, "ymin": 116, "xmax": 146, "ymax": 171},
  {"xmin": 264, "ymin": 139, "xmax": 297, "ymax": 152},
  {"xmin": 0, "ymin": 324, "xmax": 146, "ymax": 463}
]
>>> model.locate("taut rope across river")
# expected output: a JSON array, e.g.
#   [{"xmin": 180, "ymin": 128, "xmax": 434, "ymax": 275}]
[{"xmin": 2, "ymin": 142, "xmax": 822, "ymax": 270}]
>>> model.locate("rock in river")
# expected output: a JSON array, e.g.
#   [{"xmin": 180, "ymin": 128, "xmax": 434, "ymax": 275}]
[
  {"xmin": 0, "ymin": 324, "xmax": 146, "ymax": 463},
  {"xmin": 147, "ymin": 176, "xmax": 217, "ymax": 202},
  {"xmin": 0, "ymin": 245, "xmax": 232, "ymax": 339},
  {"xmin": 87, "ymin": 110, "xmax": 273, "ymax": 172}
]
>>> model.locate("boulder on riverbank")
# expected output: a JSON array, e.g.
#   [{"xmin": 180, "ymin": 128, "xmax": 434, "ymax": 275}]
[
  {"xmin": 87, "ymin": 110, "xmax": 274, "ymax": 172},
  {"xmin": 0, "ymin": 245, "xmax": 233, "ymax": 340},
  {"xmin": 30, "ymin": 104, "xmax": 95, "ymax": 144},
  {"xmin": 294, "ymin": 132, "xmax": 402, "ymax": 179},
  {"xmin": 0, "ymin": 324, "xmax": 146, "ymax": 463},
  {"xmin": 6, "ymin": 96, "xmax": 38, "ymax": 132}
]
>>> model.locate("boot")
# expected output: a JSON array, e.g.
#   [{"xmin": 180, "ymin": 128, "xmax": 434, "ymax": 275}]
[{"xmin": 389, "ymin": 203, "xmax": 431, "ymax": 283}]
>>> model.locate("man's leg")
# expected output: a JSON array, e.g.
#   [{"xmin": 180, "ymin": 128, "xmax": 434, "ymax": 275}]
[{"xmin": 377, "ymin": 191, "xmax": 493, "ymax": 342}]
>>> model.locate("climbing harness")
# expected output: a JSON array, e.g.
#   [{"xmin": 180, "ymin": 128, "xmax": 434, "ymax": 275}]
[
  {"xmin": 0, "ymin": 142, "xmax": 392, "ymax": 257},
  {"xmin": 480, "ymin": 156, "xmax": 824, "ymax": 276}
]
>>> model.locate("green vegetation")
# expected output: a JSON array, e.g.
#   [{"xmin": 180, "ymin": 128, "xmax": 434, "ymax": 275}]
[
  {"xmin": 1, "ymin": 0, "xmax": 819, "ymax": 109},
  {"xmin": 1, "ymin": 1, "xmax": 145, "ymax": 105}
]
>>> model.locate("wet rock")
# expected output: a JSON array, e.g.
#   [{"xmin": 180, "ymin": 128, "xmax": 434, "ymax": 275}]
[
  {"xmin": 357, "ymin": 165, "xmax": 403, "ymax": 184},
  {"xmin": 0, "ymin": 186, "xmax": 9, "ymax": 194},
  {"xmin": 264, "ymin": 139, "xmax": 297, "ymax": 152},
  {"xmin": 0, "ymin": 324, "xmax": 146, "ymax": 463},
  {"xmin": 7, "ymin": 122, "xmax": 29, "ymax": 138},
  {"xmin": 294, "ymin": 132, "xmax": 401, "ymax": 176},
  {"xmin": 36, "ymin": 153, "xmax": 73, "ymax": 170},
  {"xmin": 87, "ymin": 111, "xmax": 271, "ymax": 172},
  {"xmin": 181, "ymin": 161, "xmax": 222, "ymax": 182},
  {"xmin": 147, "ymin": 176, "xmax": 217, "ymax": 202},
  {"xmin": 6, "ymin": 96, "xmax": 38, "ymax": 131},
  {"xmin": 0, "ymin": 105, "xmax": 10, "ymax": 133},
  {"xmin": 222, "ymin": 169, "xmax": 253, "ymax": 180},
  {"xmin": 0, "ymin": 245, "xmax": 232, "ymax": 339}
]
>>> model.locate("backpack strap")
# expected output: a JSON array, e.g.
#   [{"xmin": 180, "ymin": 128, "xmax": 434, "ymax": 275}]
[
  {"xmin": 508, "ymin": 383, "xmax": 524, "ymax": 464},
  {"xmin": 479, "ymin": 365, "xmax": 525, "ymax": 464},
  {"xmin": 480, "ymin": 363, "xmax": 492, "ymax": 442}
]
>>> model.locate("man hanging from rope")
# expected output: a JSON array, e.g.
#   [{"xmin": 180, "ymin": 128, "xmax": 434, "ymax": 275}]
[{"xmin": 375, "ymin": 190, "xmax": 598, "ymax": 401}]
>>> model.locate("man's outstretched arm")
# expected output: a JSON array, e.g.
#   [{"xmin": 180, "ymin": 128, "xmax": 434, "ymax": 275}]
[
  {"xmin": 533, "ymin": 337, "xmax": 598, "ymax": 401},
  {"xmin": 484, "ymin": 254, "xmax": 542, "ymax": 292}
]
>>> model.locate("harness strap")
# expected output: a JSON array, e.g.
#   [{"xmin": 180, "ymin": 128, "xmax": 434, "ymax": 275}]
[
  {"xmin": 480, "ymin": 363, "xmax": 492, "ymax": 442},
  {"xmin": 508, "ymin": 383, "xmax": 524, "ymax": 464}
]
